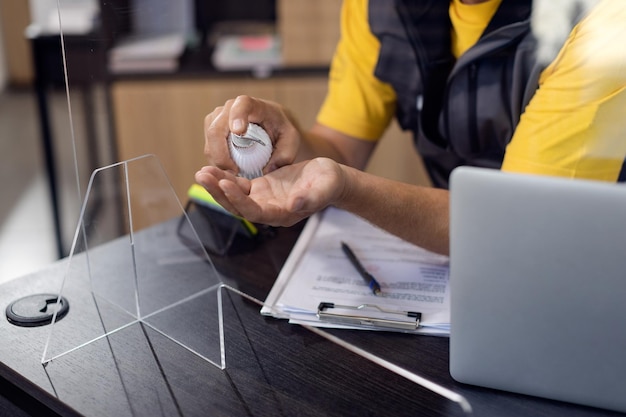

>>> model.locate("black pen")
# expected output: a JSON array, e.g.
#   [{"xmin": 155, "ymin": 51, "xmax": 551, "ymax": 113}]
[{"xmin": 341, "ymin": 241, "xmax": 382, "ymax": 296}]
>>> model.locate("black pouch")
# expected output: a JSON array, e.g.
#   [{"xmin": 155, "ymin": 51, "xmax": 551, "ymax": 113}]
[{"xmin": 177, "ymin": 200, "xmax": 261, "ymax": 256}]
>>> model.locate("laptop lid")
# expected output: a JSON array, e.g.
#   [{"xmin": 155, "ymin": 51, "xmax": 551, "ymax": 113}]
[{"xmin": 449, "ymin": 166, "xmax": 626, "ymax": 413}]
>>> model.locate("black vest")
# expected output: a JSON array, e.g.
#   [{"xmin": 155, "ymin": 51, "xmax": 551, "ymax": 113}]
[{"xmin": 369, "ymin": 0, "xmax": 537, "ymax": 188}]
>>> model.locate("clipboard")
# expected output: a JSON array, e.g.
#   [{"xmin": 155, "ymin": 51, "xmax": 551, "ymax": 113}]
[
  {"xmin": 317, "ymin": 302, "xmax": 422, "ymax": 331},
  {"xmin": 261, "ymin": 207, "xmax": 451, "ymax": 335}
]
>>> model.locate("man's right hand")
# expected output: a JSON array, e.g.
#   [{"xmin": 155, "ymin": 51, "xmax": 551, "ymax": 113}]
[{"xmin": 203, "ymin": 95, "xmax": 303, "ymax": 176}]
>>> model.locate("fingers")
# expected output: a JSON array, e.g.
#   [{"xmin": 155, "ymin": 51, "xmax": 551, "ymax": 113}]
[
  {"xmin": 229, "ymin": 95, "xmax": 285, "ymax": 135},
  {"xmin": 204, "ymin": 102, "xmax": 238, "ymax": 172},
  {"xmin": 204, "ymin": 96, "xmax": 268, "ymax": 172},
  {"xmin": 219, "ymin": 178, "xmax": 261, "ymax": 220},
  {"xmin": 196, "ymin": 166, "xmax": 282, "ymax": 226},
  {"xmin": 265, "ymin": 123, "xmax": 300, "ymax": 173},
  {"xmin": 204, "ymin": 95, "xmax": 304, "ymax": 181},
  {"xmin": 195, "ymin": 166, "xmax": 245, "ymax": 216},
  {"xmin": 195, "ymin": 163, "xmax": 320, "ymax": 228},
  {"xmin": 237, "ymin": 99, "xmax": 302, "ymax": 174},
  {"xmin": 228, "ymin": 95, "xmax": 256, "ymax": 135}
]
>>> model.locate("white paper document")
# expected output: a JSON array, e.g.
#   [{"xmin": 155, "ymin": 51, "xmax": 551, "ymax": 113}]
[
  {"xmin": 261, "ymin": 207, "xmax": 451, "ymax": 335},
  {"xmin": 108, "ymin": 33, "xmax": 186, "ymax": 73}
]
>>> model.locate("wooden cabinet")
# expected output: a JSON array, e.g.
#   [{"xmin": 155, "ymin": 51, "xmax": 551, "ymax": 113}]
[
  {"xmin": 278, "ymin": 0, "xmax": 342, "ymax": 67},
  {"xmin": 0, "ymin": 0, "xmax": 34, "ymax": 86}
]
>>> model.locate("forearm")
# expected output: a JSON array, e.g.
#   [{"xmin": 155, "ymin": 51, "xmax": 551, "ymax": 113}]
[
  {"xmin": 296, "ymin": 130, "xmax": 346, "ymax": 163},
  {"xmin": 296, "ymin": 123, "xmax": 376, "ymax": 169},
  {"xmin": 335, "ymin": 164, "xmax": 450, "ymax": 255}
]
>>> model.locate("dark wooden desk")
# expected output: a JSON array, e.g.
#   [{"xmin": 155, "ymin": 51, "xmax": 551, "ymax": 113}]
[{"xmin": 0, "ymin": 216, "xmax": 623, "ymax": 417}]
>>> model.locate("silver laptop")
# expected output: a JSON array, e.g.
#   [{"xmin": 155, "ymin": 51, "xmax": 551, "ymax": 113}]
[{"xmin": 449, "ymin": 166, "xmax": 626, "ymax": 413}]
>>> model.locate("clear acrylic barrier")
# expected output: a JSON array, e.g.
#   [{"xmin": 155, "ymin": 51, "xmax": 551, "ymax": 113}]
[{"xmin": 42, "ymin": 155, "xmax": 232, "ymax": 368}]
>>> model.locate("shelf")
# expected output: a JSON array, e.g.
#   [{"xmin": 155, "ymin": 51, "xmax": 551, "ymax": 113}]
[{"xmin": 107, "ymin": 44, "xmax": 329, "ymax": 82}]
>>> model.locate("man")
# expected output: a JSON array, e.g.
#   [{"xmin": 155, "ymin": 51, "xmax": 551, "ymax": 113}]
[{"xmin": 196, "ymin": 0, "xmax": 626, "ymax": 255}]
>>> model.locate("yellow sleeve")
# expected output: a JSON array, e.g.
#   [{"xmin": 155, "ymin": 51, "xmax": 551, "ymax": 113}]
[
  {"xmin": 502, "ymin": 0, "xmax": 626, "ymax": 182},
  {"xmin": 316, "ymin": 0, "xmax": 397, "ymax": 141}
]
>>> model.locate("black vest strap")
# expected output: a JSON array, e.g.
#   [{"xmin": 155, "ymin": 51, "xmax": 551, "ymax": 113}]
[
  {"xmin": 618, "ymin": 160, "xmax": 626, "ymax": 182},
  {"xmin": 395, "ymin": 0, "xmax": 454, "ymax": 147}
]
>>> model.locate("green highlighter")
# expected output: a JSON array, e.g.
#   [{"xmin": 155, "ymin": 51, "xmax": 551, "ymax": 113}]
[{"xmin": 187, "ymin": 184, "xmax": 258, "ymax": 237}]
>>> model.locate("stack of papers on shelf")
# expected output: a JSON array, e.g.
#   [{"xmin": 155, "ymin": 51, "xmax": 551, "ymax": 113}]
[
  {"xmin": 27, "ymin": 3, "xmax": 98, "ymax": 37},
  {"xmin": 262, "ymin": 207, "xmax": 451, "ymax": 335},
  {"xmin": 212, "ymin": 34, "xmax": 281, "ymax": 74},
  {"xmin": 108, "ymin": 33, "xmax": 186, "ymax": 74}
]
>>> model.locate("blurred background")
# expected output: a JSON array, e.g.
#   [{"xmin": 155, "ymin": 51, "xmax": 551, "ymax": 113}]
[{"xmin": 0, "ymin": 0, "xmax": 429, "ymax": 285}]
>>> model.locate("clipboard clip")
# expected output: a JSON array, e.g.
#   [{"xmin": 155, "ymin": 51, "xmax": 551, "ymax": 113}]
[{"xmin": 317, "ymin": 302, "xmax": 422, "ymax": 331}]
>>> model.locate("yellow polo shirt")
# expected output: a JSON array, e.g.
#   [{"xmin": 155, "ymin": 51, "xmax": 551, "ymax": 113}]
[
  {"xmin": 317, "ymin": 0, "xmax": 626, "ymax": 182},
  {"xmin": 502, "ymin": 0, "xmax": 626, "ymax": 180}
]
